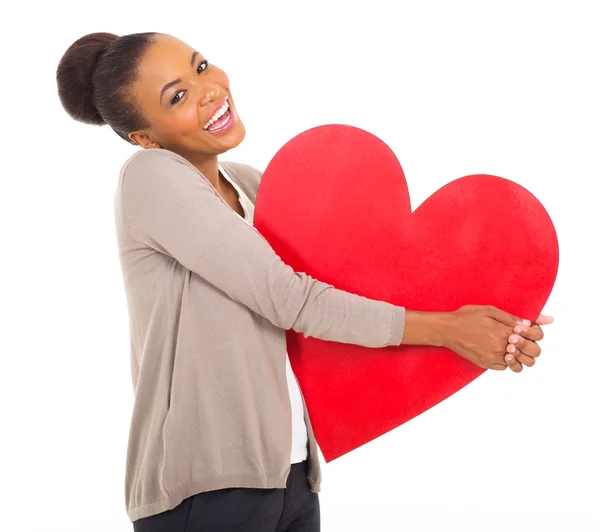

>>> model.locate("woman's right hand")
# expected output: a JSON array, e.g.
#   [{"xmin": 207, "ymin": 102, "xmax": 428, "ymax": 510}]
[{"xmin": 443, "ymin": 305, "xmax": 526, "ymax": 371}]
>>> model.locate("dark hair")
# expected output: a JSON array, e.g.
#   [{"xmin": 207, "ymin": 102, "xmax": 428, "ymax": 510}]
[{"xmin": 56, "ymin": 31, "xmax": 160, "ymax": 145}]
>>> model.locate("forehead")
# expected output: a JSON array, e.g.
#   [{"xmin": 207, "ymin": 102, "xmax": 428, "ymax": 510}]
[
  {"xmin": 140, "ymin": 34, "xmax": 195, "ymax": 71},
  {"xmin": 134, "ymin": 35, "xmax": 199, "ymax": 105}
]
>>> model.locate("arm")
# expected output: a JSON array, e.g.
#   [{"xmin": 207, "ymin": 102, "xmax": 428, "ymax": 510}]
[
  {"xmin": 120, "ymin": 150, "xmax": 405, "ymax": 348},
  {"xmin": 120, "ymin": 150, "xmax": 528, "ymax": 369}
]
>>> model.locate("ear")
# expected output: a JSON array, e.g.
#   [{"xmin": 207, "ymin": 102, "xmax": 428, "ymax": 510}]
[{"xmin": 128, "ymin": 131, "xmax": 155, "ymax": 149}]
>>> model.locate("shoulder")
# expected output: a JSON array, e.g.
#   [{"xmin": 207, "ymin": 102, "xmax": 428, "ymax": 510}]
[
  {"xmin": 118, "ymin": 149, "xmax": 218, "ymax": 208},
  {"xmin": 120, "ymin": 148, "xmax": 194, "ymax": 177}
]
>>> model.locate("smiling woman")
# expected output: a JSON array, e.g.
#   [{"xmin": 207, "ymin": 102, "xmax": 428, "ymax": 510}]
[
  {"xmin": 55, "ymin": 31, "xmax": 328, "ymax": 532},
  {"xmin": 55, "ymin": 30, "xmax": 550, "ymax": 532}
]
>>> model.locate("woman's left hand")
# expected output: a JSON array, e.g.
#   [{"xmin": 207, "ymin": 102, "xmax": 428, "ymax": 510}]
[{"xmin": 504, "ymin": 313, "xmax": 554, "ymax": 372}]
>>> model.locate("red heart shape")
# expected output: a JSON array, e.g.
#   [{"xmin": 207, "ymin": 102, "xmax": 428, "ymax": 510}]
[{"xmin": 254, "ymin": 124, "xmax": 559, "ymax": 462}]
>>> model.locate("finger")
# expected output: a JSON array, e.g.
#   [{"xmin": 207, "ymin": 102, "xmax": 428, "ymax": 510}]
[
  {"xmin": 504, "ymin": 352, "xmax": 523, "ymax": 373},
  {"xmin": 508, "ymin": 333, "xmax": 542, "ymax": 358},
  {"xmin": 487, "ymin": 306, "xmax": 527, "ymax": 327},
  {"xmin": 506, "ymin": 344, "xmax": 536, "ymax": 367},
  {"xmin": 534, "ymin": 313, "xmax": 555, "ymax": 325},
  {"xmin": 512, "ymin": 324, "xmax": 544, "ymax": 342}
]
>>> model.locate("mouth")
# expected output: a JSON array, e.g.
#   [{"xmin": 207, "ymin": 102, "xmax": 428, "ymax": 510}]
[{"xmin": 203, "ymin": 95, "xmax": 235, "ymax": 133}]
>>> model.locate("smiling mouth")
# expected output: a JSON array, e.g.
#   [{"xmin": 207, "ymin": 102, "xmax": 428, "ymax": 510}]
[{"xmin": 203, "ymin": 97, "xmax": 232, "ymax": 131}]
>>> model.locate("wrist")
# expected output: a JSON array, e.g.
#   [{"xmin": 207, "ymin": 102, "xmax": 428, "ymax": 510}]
[
  {"xmin": 402, "ymin": 310, "xmax": 458, "ymax": 347},
  {"xmin": 434, "ymin": 311, "xmax": 459, "ymax": 349}
]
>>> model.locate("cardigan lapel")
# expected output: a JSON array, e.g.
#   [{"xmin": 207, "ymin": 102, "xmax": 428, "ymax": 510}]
[{"xmin": 219, "ymin": 161, "xmax": 261, "ymax": 206}]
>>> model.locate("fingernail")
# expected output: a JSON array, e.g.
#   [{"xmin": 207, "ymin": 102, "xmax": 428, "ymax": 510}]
[
  {"xmin": 523, "ymin": 319, "xmax": 531, "ymax": 326},
  {"xmin": 515, "ymin": 327, "xmax": 522, "ymax": 334},
  {"xmin": 510, "ymin": 335, "xmax": 519, "ymax": 343},
  {"xmin": 506, "ymin": 354, "xmax": 513, "ymax": 361},
  {"xmin": 508, "ymin": 345, "xmax": 516, "ymax": 353}
]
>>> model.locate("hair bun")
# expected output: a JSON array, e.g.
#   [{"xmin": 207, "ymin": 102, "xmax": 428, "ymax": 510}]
[{"xmin": 56, "ymin": 32, "xmax": 120, "ymax": 125}]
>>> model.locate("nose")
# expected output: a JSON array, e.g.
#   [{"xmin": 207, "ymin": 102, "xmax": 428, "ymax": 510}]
[{"xmin": 198, "ymin": 84, "xmax": 221, "ymax": 107}]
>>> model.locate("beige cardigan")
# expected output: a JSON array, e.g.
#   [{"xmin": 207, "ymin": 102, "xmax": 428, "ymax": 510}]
[{"xmin": 114, "ymin": 148, "xmax": 407, "ymax": 522}]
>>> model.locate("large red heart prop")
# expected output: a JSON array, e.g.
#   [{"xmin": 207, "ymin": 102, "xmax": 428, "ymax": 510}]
[{"xmin": 253, "ymin": 124, "xmax": 559, "ymax": 462}]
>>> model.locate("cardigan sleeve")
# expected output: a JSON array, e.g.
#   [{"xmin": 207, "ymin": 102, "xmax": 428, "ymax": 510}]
[{"xmin": 120, "ymin": 149, "xmax": 405, "ymax": 347}]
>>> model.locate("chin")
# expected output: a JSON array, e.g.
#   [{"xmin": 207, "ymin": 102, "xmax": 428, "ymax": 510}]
[{"xmin": 221, "ymin": 122, "xmax": 246, "ymax": 153}]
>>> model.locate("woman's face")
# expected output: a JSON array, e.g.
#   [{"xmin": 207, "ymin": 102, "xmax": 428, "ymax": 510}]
[{"xmin": 128, "ymin": 34, "xmax": 245, "ymax": 157}]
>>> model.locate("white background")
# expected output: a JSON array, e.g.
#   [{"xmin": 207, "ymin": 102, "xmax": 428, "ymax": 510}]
[{"xmin": 2, "ymin": 0, "xmax": 598, "ymax": 530}]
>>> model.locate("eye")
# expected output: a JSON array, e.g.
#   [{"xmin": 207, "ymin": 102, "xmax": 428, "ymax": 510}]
[
  {"xmin": 197, "ymin": 59, "xmax": 209, "ymax": 73},
  {"xmin": 170, "ymin": 59, "xmax": 211, "ymax": 105}
]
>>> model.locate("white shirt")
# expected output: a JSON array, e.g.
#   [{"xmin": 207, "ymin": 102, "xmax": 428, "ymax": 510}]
[{"xmin": 219, "ymin": 164, "xmax": 309, "ymax": 464}]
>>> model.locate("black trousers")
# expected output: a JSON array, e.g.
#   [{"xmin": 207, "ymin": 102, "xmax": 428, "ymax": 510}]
[{"xmin": 133, "ymin": 460, "xmax": 320, "ymax": 532}]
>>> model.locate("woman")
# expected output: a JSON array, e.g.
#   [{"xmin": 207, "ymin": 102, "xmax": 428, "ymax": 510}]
[{"xmin": 56, "ymin": 31, "xmax": 552, "ymax": 531}]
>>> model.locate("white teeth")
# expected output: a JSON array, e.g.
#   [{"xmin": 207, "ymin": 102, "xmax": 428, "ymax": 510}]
[
  {"xmin": 206, "ymin": 110, "xmax": 231, "ymax": 131},
  {"xmin": 203, "ymin": 98, "xmax": 230, "ymax": 129}
]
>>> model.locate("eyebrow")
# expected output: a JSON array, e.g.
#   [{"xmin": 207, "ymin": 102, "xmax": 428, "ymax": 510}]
[{"xmin": 160, "ymin": 51, "xmax": 199, "ymax": 104}]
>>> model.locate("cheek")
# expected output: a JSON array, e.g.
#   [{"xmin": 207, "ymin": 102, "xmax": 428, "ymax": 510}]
[
  {"xmin": 159, "ymin": 106, "xmax": 201, "ymax": 135},
  {"xmin": 179, "ymin": 105, "xmax": 203, "ymax": 130}
]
